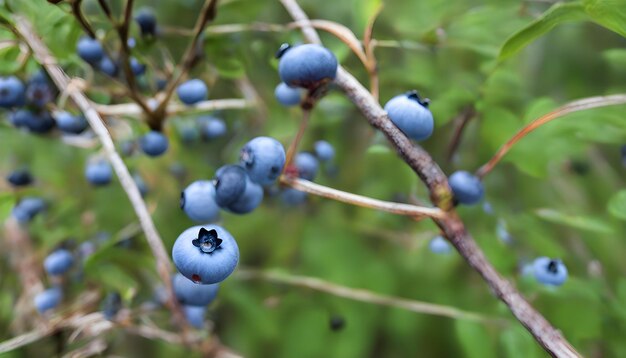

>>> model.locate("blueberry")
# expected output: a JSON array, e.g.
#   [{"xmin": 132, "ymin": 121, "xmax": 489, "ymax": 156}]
[
  {"xmin": 383, "ymin": 91, "xmax": 434, "ymax": 141},
  {"xmin": 197, "ymin": 116, "xmax": 226, "ymax": 140},
  {"xmin": 34, "ymin": 287, "xmax": 62, "ymax": 313},
  {"xmin": 156, "ymin": 78, "xmax": 168, "ymax": 91},
  {"xmin": 448, "ymin": 171, "xmax": 484, "ymax": 205},
  {"xmin": 0, "ymin": 76, "xmax": 26, "ymax": 108},
  {"xmin": 173, "ymin": 273, "xmax": 220, "ymax": 306},
  {"xmin": 55, "ymin": 112, "xmax": 88, "ymax": 134},
  {"xmin": 496, "ymin": 219, "xmax": 513, "ymax": 244},
  {"xmin": 278, "ymin": 44, "xmax": 338, "ymax": 89},
  {"xmin": 12, "ymin": 197, "xmax": 46, "ymax": 223},
  {"xmin": 240, "ymin": 136, "xmax": 286, "ymax": 186},
  {"xmin": 119, "ymin": 139, "xmax": 136, "ymax": 157},
  {"xmin": 183, "ymin": 305, "xmax": 206, "ymax": 329},
  {"xmin": 177, "ymin": 79, "xmax": 208, "ymax": 105},
  {"xmin": 24, "ymin": 111, "xmax": 56, "ymax": 134},
  {"xmin": 102, "ymin": 292, "xmax": 122, "ymax": 320},
  {"xmin": 621, "ymin": 145, "xmax": 626, "ymax": 167},
  {"xmin": 140, "ymin": 131, "xmax": 169, "ymax": 157},
  {"xmin": 98, "ymin": 56, "xmax": 118, "ymax": 77},
  {"xmin": 130, "ymin": 57, "xmax": 146, "ymax": 76},
  {"xmin": 274, "ymin": 82, "xmax": 301, "ymax": 106},
  {"xmin": 533, "ymin": 257, "xmax": 568, "ymax": 286},
  {"xmin": 329, "ymin": 315, "xmax": 345, "ymax": 331},
  {"xmin": 429, "ymin": 235, "xmax": 452, "ymax": 254},
  {"xmin": 294, "ymin": 152, "xmax": 319, "ymax": 181},
  {"xmin": 179, "ymin": 124, "xmax": 200, "ymax": 144},
  {"xmin": 133, "ymin": 172, "xmax": 149, "ymax": 197},
  {"xmin": 77, "ymin": 36, "xmax": 104, "ymax": 64},
  {"xmin": 9, "ymin": 109, "xmax": 34, "ymax": 128},
  {"xmin": 280, "ymin": 188, "xmax": 307, "ymax": 206},
  {"xmin": 214, "ymin": 165, "xmax": 248, "ymax": 207},
  {"xmin": 25, "ymin": 81, "xmax": 53, "ymax": 108},
  {"xmin": 44, "ymin": 249, "xmax": 74, "ymax": 276},
  {"xmin": 314, "ymin": 140, "xmax": 335, "ymax": 162},
  {"xmin": 172, "ymin": 225, "xmax": 239, "ymax": 284},
  {"xmin": 181, "ymin": 180, "xmax": 220, "ymax": 222},
  {"xmin": 7, "ymin": 169, "xmax": 33, "ymax": 187},
  {"xmin": 226, "ymin": 175, "xmax": 264, "ymax": 214},
  {"xmin": 85, "ymin": 160, "xmax": 113, "ymax": 186},
  {"xmin": 135, "ymin": 8, "xmax": 157, "ymax": 36}
]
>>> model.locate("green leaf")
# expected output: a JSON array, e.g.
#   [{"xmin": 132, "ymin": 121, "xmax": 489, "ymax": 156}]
[
  {"xmin": 535, "ymin": 208, "xmax": 615, "ymax": 234},
  {"xmin": 583, "ymin": 0, "xmax": 626, "ymax": 38},
  {"xmin": 87, "ymin": 264, "xmax": 138, "ymax": 301},
  {"xmin": 498, "ymin": 2, "xmax": 588, "ymax": 61},
  {"xmin": 607, "ymin": 190, "xmax": 626, "ymax": 220},
  {"xmin": 455, "ymin": 321, "xmax": 496, "ymax": 358}
]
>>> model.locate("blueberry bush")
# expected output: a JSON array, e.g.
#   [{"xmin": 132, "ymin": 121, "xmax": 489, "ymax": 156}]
[{"xmin": 1, "ymin": 0, "xmax": 626, "ymax": 357}]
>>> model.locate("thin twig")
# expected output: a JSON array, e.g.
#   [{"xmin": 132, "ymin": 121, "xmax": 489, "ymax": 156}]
[
  {"xmin": 446, "ymin": 105, "xmax": 476, "ymax": 163},
  {"xmin": 12, "ymin": 15, "xmax": 189, "ymax": 336},
  {"xmin": 280, "ymin": 176, "xmax": 445, "ymax": 219},
  {"xmin": 97, "ymin": 0, "xmax": 114, "ymax": 22},
  {"xmin": 95, "ymin": 98, "xmax": 250, "ymax": 117},
  {"xmin": 236, "ymin": 269, "xmax": 504, "ymax": 324},
  {"xmin": 70, "ymin": 0, "xmax": 96, "ymax": 38},
  {"xmin": 153, "ymin": 0, "xmax": 219, "ymax": 126},
  {"xmin": 476, "ymin": 94, "xmax": 626, "ymax": 179},
  {"xmin": 283, "ymin": 109, "xmax": 310, "ymax": 169},
  {"xmin": 279, "ymin": 1, "xmax": 581, "ymax": 356}
]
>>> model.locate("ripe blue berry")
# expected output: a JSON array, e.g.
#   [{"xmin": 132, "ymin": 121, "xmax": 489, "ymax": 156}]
[
  {"xmin": 25, "ymin": 111, "xmax": 56, "ymax": 134},
  {"xmin": 197, "ymin": 116, "xmax": 226, "ymax": 140},
  {"xmin": 294, "ymin": 152, "xmax": 319, "ymax": 181},
  {"xmin": 9, "ymin": 109, "xmax": 33, "ymax": 128},
  {"xmin": 448, "ymin": 171, "xmax": 484, "ymax": 205},
  {"xmin": 314, "ymin": 140, "xmax": 335, "ymax": 162},
  {"xmin": 274, "ymin": 82, "xmax": 301, "ymax": 106},
  {"xmin": 98, "ymin": 57, "xmax": 118, "ymax": 77},
  {"xmin": 278, "ymin": 44, "xmax": 338, "ymax": 89},
  {"xmin": 77, "ymin": 36, "xmax": 104, "ymax": 64},
  {"xmin": 533, "ymin": 257, "xmax": 568, "ymax": 286},
  {"xmin": 7, "ymin": 168, "xmax": 32, "ymax": 187},
  {"xmin": 172, "ymin": 225, "xmax": 239, "ymax": 284},
  {"xmin": 12, "ymin": 197, "xmax": 46, "ymax": 223},
  {"xmin": 85, "ymin": 160, "xmax": 113, "ymax": 186},
  {"xmin": 140, "ymin": 131, "xmax": 169, "ymax": 157},
  {"xmin": 214, "ymin": 165, "xmax": 248, "ymax": 207},
  {"xmin": 130, "ymin": 57, "xmax": 146, "ymax": 76},
  {"xmin": 55, "ymin": 112, "xmax": 88, "ymax": 134},
  {"xmin": 44, "ymin": 249, "xmax": 74, "ymax": 276},
  {"xmin": 34, "ymin": 287, "xmax": 62, "ymax": 313},
  {"xmin": 226, "ymin": 175, "xmax": 264, "ymax": 214},
  {"xmin": 281, "ymin": 188, "xmax": 307, "ymax": 206},
  {"xmin": 183, "ymin": 305, "xmax": 206, "ymax": 329},
  {"xmin": 181, "ymin": 180, "xmax": 220, "ymax": 222},
  {"xmin": 384, "ymin": 91, "xmax": 434, "ymax": 141},
  {"xmin": 0, "ymin": 76, "xmax": 25, "ymax": 108},
  {"xmin": 429, "ymin": 236, "xmax": 452, "ymax": 254},
  {"xmin": 240, "ymin": 136, "xmax": 286, "ymax": 185},
  {"xmin": 135, "ymin": 8, "xmax": 157, "ymax": 36},
  {"xmin": 173, "ymin": 273, "xmax": 220, "ymax": 306},
  {"xmin": 26, "ymin": 81, "xmax": 53, "ymax": 108},
  {"xmin": 177, "ymin": 79, "xmax": 208, "ymax": 105},
  {"xmin": 102, "ymin": 292, "xmax": 122, "ymax": 320}
]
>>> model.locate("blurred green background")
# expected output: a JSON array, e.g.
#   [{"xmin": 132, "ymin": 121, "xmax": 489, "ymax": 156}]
[{"xmin": 1, "ymin": 0, "xmax": 626, "ymax": 356}]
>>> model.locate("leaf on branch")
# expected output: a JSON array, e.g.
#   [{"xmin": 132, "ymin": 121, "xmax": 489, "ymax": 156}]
[
  {"xmin": 498, "ymin": 2, "xmax": 588, "ymax": 61},
  {"xmin": 607, "ymin": 190, "xmax": 626, "ymax": 221},
  {"xmin": 583, "ymin": 0, "xmax": 626, "ymax": 38}
]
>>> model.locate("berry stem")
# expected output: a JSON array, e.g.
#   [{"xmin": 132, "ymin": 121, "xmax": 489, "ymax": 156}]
[
  {"xmin": 283, "ymin": 108, "xmax": 311, "ymax": 171},
  {"xmin": 475, "ymin": 94, "xmax": 626, "ymax": 179}
]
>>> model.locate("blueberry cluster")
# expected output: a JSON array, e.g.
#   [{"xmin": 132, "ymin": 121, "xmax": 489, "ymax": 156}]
[{"xmin": 33, "ymin": 247, "xmax": 75, "ymax": 314}]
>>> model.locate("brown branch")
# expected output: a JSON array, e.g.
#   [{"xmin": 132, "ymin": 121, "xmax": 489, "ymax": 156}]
[
  {"xmin": 279, "ymin": 1, "xmax": 581, "ymax": 356},
  {"xmin": 476, "ymin": 94, "xmax": 626, "ymax": 179},
  {"xmin": 12, "ymin": 15, "xmax": 190, "ymax": 337},
  {"xmin": 97, "ymin": 0, "xmax": 114, "ymax": 22},
  {"xmin": 283, "ymin": 109, "xmax": 310, "ymax": 170},
  {"xmin": 236, "ymin": 269, "xmax": 504, "ymax": 324},
  {"xmin": 153, "ymin": 0, "xmax": 219, "ymax": 126},
  {"xmin": 280, "ymin": 176, "xmax": 445, "ymax": 219},
  {"xmin": 70, "ymin": 0, "xmax": 96, "ymax": 38}
]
